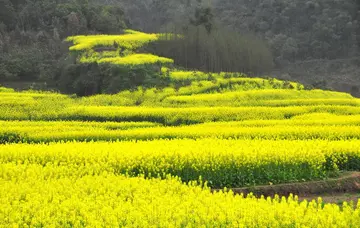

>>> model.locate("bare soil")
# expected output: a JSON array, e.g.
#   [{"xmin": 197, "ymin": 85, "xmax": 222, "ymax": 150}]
[
  {"xmin": 213, "ymin": 172, "xmax": 360, "ymax": 204},
  {"xmin": 299, "ymin": 193, "xmax": 360, "ymax": 205}
]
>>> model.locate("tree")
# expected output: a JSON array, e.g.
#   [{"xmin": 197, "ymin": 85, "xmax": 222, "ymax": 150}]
[
  {"xmin": 66, "ymin": 12, "xmax": 82, "ymax": 35},
  {"xmin": 190, "ymin": 2, "xmax": 214, "ymax": 34},
  {"xmin": 0, "ymin": 0, "xmax": 128, "ymax": 91},
  {"xmin": 0, "ymin": 0, "xmax": 16, "ymax": 29}
]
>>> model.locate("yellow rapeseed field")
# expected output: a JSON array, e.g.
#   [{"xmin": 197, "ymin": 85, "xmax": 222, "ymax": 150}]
[
  {"xmin": 66, "ymin": 30, "xmax": 159, "ymax": 51},
  {"xmin": 1, "ymin": 139, "xmax": 360, "ymax": 187},
  {"xmin": 1, "ymin": 175, "xmax": 359, "ymax": 227},
  {"xmin": 2, "ymin": 29, "xmax": 360, "ymax": 226}
]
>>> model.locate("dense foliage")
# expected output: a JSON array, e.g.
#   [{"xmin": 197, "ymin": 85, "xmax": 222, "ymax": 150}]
[
  {"xmin": 0, "ymin": 0, "xmax": 127, "ymax": 85},
  {"xmin": 149, "ymin": 26, "xmax": 274, "ymax": 74},
  {"xmin": 117, "ymin": 0, "xmax": 360, "ymax": 93},
  {"xmin": 2, "ymin": 0, "xmax": 359, "ymax": 94},
  {"xmin": 121, "ymin": 0, "xmax": 359, "ymax": 63}
]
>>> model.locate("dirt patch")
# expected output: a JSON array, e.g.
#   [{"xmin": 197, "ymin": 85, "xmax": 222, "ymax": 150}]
[
  {"xmin": 299, "ymin": 193, "xmax": 360, "ymax": 205},
  {"xmin": 213, "ymin": 172, "xmax": 360, "ymax": 202}
]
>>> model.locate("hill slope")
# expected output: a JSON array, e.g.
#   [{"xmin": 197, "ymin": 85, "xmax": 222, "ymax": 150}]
[{"xmin": 1, "ymin": 31, "xmax": 360, "ymax": 226}]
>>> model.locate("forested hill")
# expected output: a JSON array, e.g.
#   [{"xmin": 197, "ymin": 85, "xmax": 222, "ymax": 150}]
[
  {"xmin": 123, "ymin": 0, "xmax": 360, "ymax": 92},
  {"xmin": 0, "ymin": 0, "xmax": 127, "ymax": 85},
  {"xmin": 0, "ymin": 0, "xmax": 359, "ymax": 94},
  {"xmin": 123, "ymin": 0, "xmax": 359, "ymax": 63}
]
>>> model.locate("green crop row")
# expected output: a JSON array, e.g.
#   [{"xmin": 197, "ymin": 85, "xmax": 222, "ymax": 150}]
[
  {"xmin": 163, "ymin": 90, "xmax": 355, "ymax": 106},
  {"xmin": 0, "ymin": 120, "xmax": 159, "ymax": 143},
  {"xmin": 2, "ymin": 104, "xmax": 360, "ymax": 125},
  {"xmin": 3, "ymin": 121, "xmax": 360, "ymax": 143}
]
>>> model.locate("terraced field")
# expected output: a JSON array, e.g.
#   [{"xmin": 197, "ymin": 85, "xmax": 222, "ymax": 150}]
[{"xmin": 1, "ymin": 31, "xmax": 360, "ymax": 227}]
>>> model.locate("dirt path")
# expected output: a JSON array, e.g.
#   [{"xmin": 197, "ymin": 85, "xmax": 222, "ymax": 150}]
[
  {"xmin": 213, "ymin": 172, "xmax": 360, "ymax": 204},
  {"xmin": 299, "ymin": 193, "xmax": 360, "ymax": 205}
]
